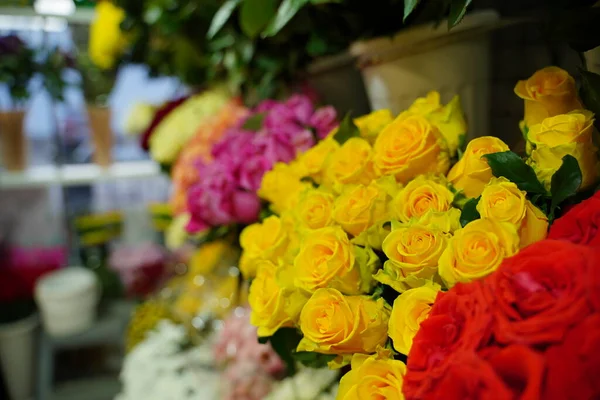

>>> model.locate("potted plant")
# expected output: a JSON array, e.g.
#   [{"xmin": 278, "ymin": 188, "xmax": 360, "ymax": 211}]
[{"xmin": 0, "ymin": 35, "xmax": 36, "ymax": 171}]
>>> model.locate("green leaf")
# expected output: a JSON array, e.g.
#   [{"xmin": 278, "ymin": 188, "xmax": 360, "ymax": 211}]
[
  {"xmin": 460, "ymin": 197, "xmax": 480, "ymax": 227},
  {"xmin": 260, "ymin": 328, "xmax": 302, "ymax": 375},
  {"xmin": 333, "ymin": 112, "xmax": 360, "ymax": 145},
  {"xmin": 550, "ymin": 155, "xmax": 582, "ymax": 211},
  {"xmin": 483, "ymin": 151, "xmax": 547, "ymax": 194},
  {"xmin": 580, "ymin": 69, "xmax": 600, "ymax": 123},
  {"xmin": 293, "ymin": 352, "xmax": 336, "ymax": 368},
  {"xmin": 207, "ymin": 0, "xmax": 241, "ymax": 39},
  {"xmin": 448, "ymin": 0, "xmax": 472, "ymax": 28},
  {"xmin": 456, "ymin": 134, "xmax": 467, "ymax": 160},
  {"xmin": 242, "ymin": 112, "xmax": 266, "ymax": 131},
  {"xmin": 452, "ymin": 191, "xmax": 468, "ymax": 209},
  {"xmin": 403, "ymin": 0, "xmax": 422, "ymax": 22},
  {"xmin": 262, "ymin": 0, "xmax": 310, "ymax": 37},
  {"xmin": 239, "ymin": 0, "xmax": 277, "ymax": 38}
]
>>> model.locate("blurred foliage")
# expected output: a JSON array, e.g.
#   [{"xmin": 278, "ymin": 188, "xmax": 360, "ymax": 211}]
[
  {"xmin": 0, "ymin": 35, "xmax": 37, "ymax": 104},
  {"xmin": 38, "ymin": 49, "xmax": 76, "ymax": 102},
  {"xmin": 77, "ymin": 52, "xmax": 118, "ymax": 105}
]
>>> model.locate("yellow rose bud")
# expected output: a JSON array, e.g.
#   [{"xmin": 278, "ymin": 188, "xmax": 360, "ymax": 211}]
[
  {"xmin": 388, "ymin": 282, "xmax": 441, "ymax": 355},
  {"xmin": 239, "ymin": 216, "xmax": 288, "ymax": 278},
  {"xmin": 325, "ymin": 137, "xmax": 375, "ymax": 190},
  {"xmin": 514, "ymin": 66, "xmax": 583, "ymax": 128},
  {"xmin": 294, "ymin": 226, "xmax": 377, "ymax": 294},
  {"xmin": 337, "ymin": 349, "xmax": 406, "ymax": 400},
  {"xmin": 477, "ymin": 177, "xmax": 548, "ymax": 248},
  {"xmin": 296, "ymin": 188, "xmax": 335, "ymax": 230},
  {"xmin": 416, "ymin": 208, "xmax": 462, "ymax": 234},
  {"xmin": 373, "ymin": 113, "xmax": 450, "ymax": 183},
  {"xmin": 392, "ymin": 175, "xmax": 454, "ymax": 223},
  {"xmin": 297, "ymin": 288, "xmax": 390, "ymax": 354},
  {"xmin": 249, "ymin": 260, "xmax": 309, "ymax": 337},
  {"xmin": 408, "ymin": 92, "xmax": 467, "ymax": 157},
  {"xmin": 439, "ymin": 219, "xmax": 520, "ymax": 287},
  {"xmin": 527, "ymin": 111, "xmax": 599, "ymax": 190},
  {"xmin": 447, "ymin": 136, "xmax": 510, "ymax": 198},
  {"xmin": 333, "ymin": 179, "xmax": 394, "ymax": 237},
  {"xmin": 354, "ymin": 109, "xmax": 394, "ymax": 144},
  {"xmin": 297, "ymin": 137, "xmax": 340, "ymax": 184},
  {"xmin": 375, "ymin": 222, "xmax": 448, "ymax": 293},
  {"xmin": 259, "ymin": 162, "xmax": 309, "ymax": 214}
]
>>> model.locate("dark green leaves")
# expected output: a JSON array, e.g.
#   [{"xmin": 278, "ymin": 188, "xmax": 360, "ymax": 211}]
[
  {"xmin": 207, "ymin": 0, "xmax": 241, "ymax": 39},
  {"xmin": 263, "ymin": 0, "xmax": 310, "ymax": 37},
  {"xmin": 550, "ymin": 155, "xmax": 582, "ymax": 212},
  {"xmin": 258, "ymin": 328, "xmax": 302, "ymax": 375},
  {"xmin": 448, "ymin": 0, "xmax": 472, "ymax": 28},
  {"xmin": 293, "ymin": 352, "xmax": 336, "ymax": 368},
  {"xmin": 242, "ymin": 112, "xmax": 266, "ymax": 131},
  {"xmin": 239, "ymin": 0, "xmax": 277, "ymax": 38},
  {"xmin": 483, "ymin": 151, "xmax": 547, "ymax": 195},
  {"xmin": 403, "ymin": 0, "xmax": 422, "ymax": 21},
  {"xmin": 333, "ymin": 113, "xmax": 360, "ymax": 145},
  {"xmin": 460, "ymin": 197, "xmax": 480, "ymax": 227},
  {"xmin": 580, "ymin": 69, "xmax": 600, "ymax": 128}
]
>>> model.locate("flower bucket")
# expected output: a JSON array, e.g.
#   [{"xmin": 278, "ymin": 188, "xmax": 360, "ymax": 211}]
[
  {"xmin": 0, "ymin": 313, "xmax": 38, "ymax": 400},
  {"xmin": 87, "ymin": 106, "xmax": 113, "ymax": 167},
  {"xmin": 585, "ymin": 47, "xmax": 600, "ymax": 75},
  {"xmin": 350, "ymin": 10, "xmax": 500, "ymax": 138},
  {"xmin": 0, "ymin": 110, "xmax": 26, "ymax": 171},
  {"xmin": 306, "ymin": 52, "xmax": 371, "ymax": 116},
  {"xmin": 35, "ymin": 267, "xmax": 99, "ymax": 337}
]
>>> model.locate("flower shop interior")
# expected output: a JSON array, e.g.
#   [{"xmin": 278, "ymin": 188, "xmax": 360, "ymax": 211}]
[{"xmin": 1, "ymin": 0, "xmax": 600, "ymax": 399}]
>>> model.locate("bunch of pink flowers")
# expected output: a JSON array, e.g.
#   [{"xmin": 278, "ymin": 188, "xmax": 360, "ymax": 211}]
[
  {"xmin": 214, "ymin": 308, "xmax": 285, "ymax": 400},
  {"xmin": 186, "ymin": 94, "xmax": 337, "ymax": 233}
]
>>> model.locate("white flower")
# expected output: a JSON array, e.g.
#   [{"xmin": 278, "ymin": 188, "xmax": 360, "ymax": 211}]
[{"xmin": 264, "ymin": 367, "xmax": 338, "ymax": 400}]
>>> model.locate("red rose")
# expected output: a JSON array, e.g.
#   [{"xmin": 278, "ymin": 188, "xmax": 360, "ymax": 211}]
[
  {"xmin": 549, "ymin": 191, "xmax": 600, "ymax": 248},
  {"xmin": 418, "ymin": 351, "xmax": 513, "ymax": 400},
  {"xmin": 544, "ymin": 314, "xmax": 600, "ymax": 400},
  {"xmin": 485, "ymin": 345, "xmax": 545, "ymax": 400},
  {"xmin": 404, "ymin": 282, "xmax": 493, "ymax": 398},
  {"xmin": 483, "ymin": 240, "xmax": 596, "ymax": 346}
]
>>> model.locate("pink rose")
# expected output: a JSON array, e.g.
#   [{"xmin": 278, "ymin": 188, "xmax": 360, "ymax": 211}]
[{"xmin": 310, "ymin": 106, "xmax": 338, "ymax": 139}]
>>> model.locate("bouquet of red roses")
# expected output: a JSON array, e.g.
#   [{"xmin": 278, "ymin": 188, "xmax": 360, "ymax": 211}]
[{"xmin": 403, "ymin": 191, "xmax": 600, "ymax": 399}]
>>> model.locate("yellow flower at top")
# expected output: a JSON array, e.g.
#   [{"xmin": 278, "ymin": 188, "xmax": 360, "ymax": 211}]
[
  {"xmin": 373, "ymin": 113, "xmax": 450, "ymax": 183},
  {"xmin": 354, "ymin": 109, "xmax": 394, "ymax": 144},
  {"xmin": 514, "ymin": 66, "xmax": 583, "ymax": 128},
  {"xmin": 392, "ymin": 175, "xmax": 454, "ymax": 223},
  {"xmin": 337, "ymin": 348, "xmax": 406, "ymax": 400},
  {"xmin": 89, "ymin": 1, "xmax": 127, "ymax": 70},
  {"xmin": 408, "ymin": 91, "xmax": 468, "ymax": 157}
]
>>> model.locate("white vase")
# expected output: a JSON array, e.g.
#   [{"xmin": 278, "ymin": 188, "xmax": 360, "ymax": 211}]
[
  {"xmin": 0, "ymin": 313, "xmax": 38, "ymax": 400},
  {"xmin": 35, "ymin": 267, "xmax": 100, "ymax": 337},
  {"xmin": 350, "ymin": 10, "xmax": 499, "ymax": 139}
]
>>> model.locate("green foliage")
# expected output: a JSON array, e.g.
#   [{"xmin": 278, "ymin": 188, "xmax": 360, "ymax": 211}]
[
  {"xmin": 550, "ymin": 155, "xmax": 582, "ymax": 214},
  {"xmin": 460, "ymin": 197, "xmax": 480, "ymax": 227},
  {"xmin": 580, "ymin": 69, "xmax": 600, "ymax": 130},
  {"xmin": 403, "ymin": 0, "xmax": 422, "ymax": 21},
  {"xmin": 483, "ymin": 151, "xmax": 547, "ymax": 195},
  {"xmin": 240, "ymin": 0, "xmax": 278, "ymax": 38},
  {"xmin": 77, "ymin": 53, "xmax": 117, "ymax": 105},
  {"xmin": 293, "ymin": 352, "xmax": 336, "ymax": 368},
  {"xmin": 333, "ymin": 112, "xmax": 360, "ymax": 144},
  {"xmin": 242, "ymin": 112, "xmax": 266, "ymax": 131},
  {"xmin": 0, "ymin": 35, "xmax": 36, "ymax": 103},
  {"xmin": 208, "ymin": 0, "xmax": 241, "ymax": 38},
  {"xmin": 448, "ymin": 0, "xmax": 472, "ymax": 28},
  {"xmin": 259, "ymin": 328, "xmax": 302, "ymax": 375}
]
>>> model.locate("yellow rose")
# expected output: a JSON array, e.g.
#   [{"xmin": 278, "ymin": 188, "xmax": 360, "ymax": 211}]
[
  {"xmin": 296, "ymin": 188, "xmax": 335, "ymax": 230},
  {"xmin": 249, "ymin": 260, "xmax": 309, "ymax": 337},
  {"xmin": 514, "ymin": 66, "xmax": 583, "ymax": 127},
  {"xmin": 527, "ymin": 111, "xmax": 599, "ymax": 190},
  {"xmin": 354, "ymin": 109, "xmax": 394, "ymax": 144},
  {"xmin": 373, "ymin": 113, "xmax": 450, "ymax": 183},
  {"xmin": 439, "ymin": 219, "xmax": 520, "ymax": 287},
  {"xmin": 447, "ymin": 136, "xmax": 510, "ymax": 198},
  {"xmin": 294, "ymin": 226, "xmax": 377, "ymax": 294},
  {"xmin": 477, "ymin": 177, "xmax": 548, "ymax": 248},
  {"xmin": 239, "ymin": 216, "xmax": 288, "ymax": 277},
  {"xmin": 417, "ymin": 208, "xmax": 462, "ymax": 234},
  {"xmin": 296, "ymin": 137, "xmax": 340, "ymax": 184},
  {"xmin": 124, "ymin": 102, "xmax": 157, "ymax": 135},
  {"xmin": 388, "ymin": 283, "xmax": 441, "ymax": 355},
  {"xmin": 375, "ymin": 222, "xmax": 448, "ymax": 293},
  {"xmin": 337, "ymin": 349, "xmax": 406, "ymax": 400},
  {"xmin": 325, "ymin": 137, "xmax": 375, "ymax": 191},
  {"xmin": 89, "ymin": 1, "xmax": 127, "ymax": 70},
  {"xmin": 259, "ymin": 162, "xmax": 309, "ymax": 214},
  {"xmin": 392, "ymin": 175, "xmax": 454, "ymax": 223},
  {"xmin": 297, "ymin": 288, "xmax": 390, "ymax": 354},
  {"xmin": 408, "ymin": 91, "xmax": 467, "ymax": 157},
  {"xmin": 333, "ymin": 178, "xmax": 394, "ymax": 237}
]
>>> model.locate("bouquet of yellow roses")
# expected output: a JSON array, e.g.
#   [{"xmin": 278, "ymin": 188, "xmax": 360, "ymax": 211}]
[{"xmin": 239, "ymin": 66, "xmax": 600, "ymax": 396}]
